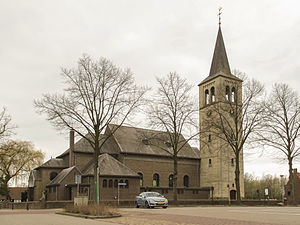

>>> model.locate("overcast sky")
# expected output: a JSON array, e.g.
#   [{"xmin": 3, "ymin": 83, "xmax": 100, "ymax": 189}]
[{"xmin": 0, "ymin": 0, "xmax": 299, "ymax": 178}]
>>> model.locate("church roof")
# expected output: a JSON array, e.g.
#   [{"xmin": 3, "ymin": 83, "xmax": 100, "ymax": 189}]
[
  {"xmin": 199, "ymin": 26, "xmax": 242, "ymax": 86},
  {"xmin": 57, "ymin": 133, "xmax": 118, "ymax": 158},
  {"xmin": 37, "ymin": 158, "xmax": 68, "ymax": 169},
  {"xmin": 47, "ymin": 166, "xmax": 81, "ymax": 186},
  {"xmin": 57, "ymin": 125, "xmax": 199, "ymax": 160},
  {"xmin": 83, "ymin": 153, "xmax": 139, "ymax": 177},
  {"xmin": 107, "ymin": 124, "xmax": 200, "ymax": 159}
]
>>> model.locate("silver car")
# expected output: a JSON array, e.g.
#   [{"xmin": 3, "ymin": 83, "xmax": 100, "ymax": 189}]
[{"xmin": 136, "ymin": 192, "xmax": 168, "ymax": 208}]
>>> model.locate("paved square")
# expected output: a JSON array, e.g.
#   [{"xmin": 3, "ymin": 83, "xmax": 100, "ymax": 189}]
[
  {"xmin": 1, "ymin": 206, "xmax": 300, "ymax": 225},
  {"xmin": 107, "ymin": 206, "xmax": 300, "ymax": 225}
]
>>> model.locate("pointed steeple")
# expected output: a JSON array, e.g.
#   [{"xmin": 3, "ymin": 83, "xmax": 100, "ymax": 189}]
[{"xmin": 209, "ymin": 26, "xmax": 231, "ymax": 77}]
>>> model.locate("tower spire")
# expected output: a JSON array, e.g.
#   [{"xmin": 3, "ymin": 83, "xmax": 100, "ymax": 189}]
[{"xmin": 208, "ymin": 8, "xmax": 231, "ymax": 77}]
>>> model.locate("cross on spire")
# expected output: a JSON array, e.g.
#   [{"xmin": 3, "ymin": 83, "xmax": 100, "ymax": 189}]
[{"xmin": 218, "ymin": 7, "xmax": 222, "ymax": 26}]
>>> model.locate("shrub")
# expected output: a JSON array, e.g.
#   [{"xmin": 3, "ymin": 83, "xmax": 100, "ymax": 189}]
[{"xmin": 65, "ymin": 203, "xmax": 120, "ymax": 217}]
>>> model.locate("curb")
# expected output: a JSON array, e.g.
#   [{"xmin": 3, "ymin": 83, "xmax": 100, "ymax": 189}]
[{"xmin": 55, "ymin": 211, "xmax": 121, "ymax": 219}]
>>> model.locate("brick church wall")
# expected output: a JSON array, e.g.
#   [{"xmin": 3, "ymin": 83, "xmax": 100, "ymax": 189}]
[{"xmin": 121, "ymin": 154, "xmax": 200, "ymax": 188}]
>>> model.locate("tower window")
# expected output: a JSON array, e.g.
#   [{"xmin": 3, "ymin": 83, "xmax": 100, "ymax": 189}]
[
  {"xmin": 211, "ymin": 87, "xmax": 215, "ymax": 103},
  {"xmin": 231, "ymin": 158, "xmax": 234, "ymax": 166},
  {"xmin": 226, "ymin": 86, "xmax": 230, "ymax": 101},
  {"xmin": 209, "ymin": 159, "xmax": 212, "ymax": 167},
  {"xmin": 109, "ymin": 179, "xmax": 113, "ymax": 188},
  {"xmin": 208, "ymin": 134, "xmax": 211, "ymax": 142},
  {"xmin": 231, "ymin": 87, "xmax": 236, "ymax": 102},
  {"xmin": 205, "ymin": 89, "xmax": 209, "ymax": 105}
]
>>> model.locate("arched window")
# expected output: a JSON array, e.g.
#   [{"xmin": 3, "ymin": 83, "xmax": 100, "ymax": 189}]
[
  {"xmin": 49, "ymin": 172, "xmax": 58, "ymax": 181},
  {"xmin": 114, "ymin": 179, "xmax": 118, "ymax": 188},
  {"xmin": 103, "ymin": 179, "xmax": 107, "ymax": 188},
  {"xmin": 205, "ymin": 89, "xmax": 209, "ymax": 105},
  {"xmin": 183, "ymin": 175, "xmax": 189, "ymax": 187},
  {"xmin": 125, "ymin": 180, "xmax": 129, "ymax": 188},
  {"xmin": 225, "ymin": 86, "xmax": 230, "ymax": 101},
  {"xmin": 231, "ymin": 87, "xmax": 236, "ymax": 102},
  {"xmin": 138, "ymin": 173, "xmax": 143, "ymax": 187},
  {"xmin": 109, "ymin": 179, "xmax": 113, "ymax": 188},
  {"xmin": 169, "ymin": 174, "xmax": 174, "ymax": 187},
  {"xmin": 153, "ymin": 173, "xmax": 159, "ymax": 187},
  {"xmin": 210, "ymin": 87, "xmax": 215, "ymax": 103},
  {"xmin": 120, "ymin": 179, "xmax": 124, "ymax": 188}
]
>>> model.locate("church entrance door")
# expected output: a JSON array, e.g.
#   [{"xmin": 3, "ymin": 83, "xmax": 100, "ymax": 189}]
[{"xmin": 230, "ymin": 190, "xmax": 236, "ymax": 200}]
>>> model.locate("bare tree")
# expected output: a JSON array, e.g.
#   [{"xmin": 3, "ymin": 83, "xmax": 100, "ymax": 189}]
[
  {"xmin": 259, "ymin": 83, "xmax": 300, "ymax": 205},
  {"xmin": 34, "ymin": 55, "xmax": 147, "ymax": 203},
  {"xmin": 202, "ymin": 73, "xmax": 265, "ymax": 202},
  {"xmin": 147, "ymin": 72, "xmax": 198, "ymax": 203},
  {"xmin": 0, "ymin": 108, "xmax": 15, "ymax": 142},
  {"xmin": 0, "ymin": 140, "xmax": 44, "ymax": 199},
  {"xmin": 244, "ymin": 173, "xmax": 287, "ymax": 200}
]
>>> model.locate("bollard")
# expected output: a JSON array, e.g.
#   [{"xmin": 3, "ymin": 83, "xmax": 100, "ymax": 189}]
[{"xmin": 26, "ymin": 203, "xmax": 29, "ymax": 210}]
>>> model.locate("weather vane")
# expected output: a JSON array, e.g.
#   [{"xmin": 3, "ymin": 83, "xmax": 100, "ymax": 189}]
[{"xmin": 218, "ymin": 7, "xmax": 222, "ymax": 26}]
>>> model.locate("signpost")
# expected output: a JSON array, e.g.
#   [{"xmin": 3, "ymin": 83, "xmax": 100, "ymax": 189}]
[
  {"xmin": 118, "ymin": 182, "xmax": 127, "ymax": 206},
  {"xmin": 75, "ymin": 175, "xmax": 81, "ymax": 197},
  {"xmin": 226, "ymin": 184, "xmax": 231, "ymax": 205},
  {"xmin": 264, "ymin": 187, "xmax": 269, "ymax": 201}
]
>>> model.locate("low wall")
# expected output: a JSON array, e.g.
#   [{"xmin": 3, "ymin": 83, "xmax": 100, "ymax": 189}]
[{"xmin": 0, "ymin": 199, "xmax": 282, "ymax": 209}]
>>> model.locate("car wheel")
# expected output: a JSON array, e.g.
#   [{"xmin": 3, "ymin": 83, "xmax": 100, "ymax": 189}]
[
  {"xmin": 163, "ymin": 206, "xmax": 168, "ymax": 209},
  {"xmin": 145, "ymin": 201, "xmax": 150, "ymax": 208},
  {"xmin": 136, "ymin": 204, "xmax": 139, "ymax": 208}
]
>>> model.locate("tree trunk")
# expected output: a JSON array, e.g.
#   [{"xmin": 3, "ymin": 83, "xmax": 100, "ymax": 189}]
[
  {"xmin": 93, "ymin": 130, "xmax": 100, "ymax": 204},
  {"xmin": 1, "ymin": 176, "xmax": 11, "ymax": 200},
  {"xmin": 173, "ymin": 155, "xmax": 178, "ymax": 205},
  {"xmin": 235, "ymin": 151, "xmax": 241, "ymax": 203},
  {"xmin": 288, "ymin": 157, "xmax": 295, "ymax": 205}
]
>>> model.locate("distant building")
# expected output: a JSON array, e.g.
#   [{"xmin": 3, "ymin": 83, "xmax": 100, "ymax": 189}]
[
  {"xmin": 0, "ymin": 187, "xmax": 27, "ymax": 202},
  {"xmin": 285, "ymin": 168, "xmax": 300, "ymax": 204}
]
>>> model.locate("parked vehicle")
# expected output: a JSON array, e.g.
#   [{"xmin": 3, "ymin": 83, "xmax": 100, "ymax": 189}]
[{"xmin": 135, "ymin": 192, "xmax": 168, "ymax": 208}]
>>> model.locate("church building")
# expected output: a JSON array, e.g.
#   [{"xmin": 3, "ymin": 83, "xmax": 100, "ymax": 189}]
[{"xmin": 28, "ymin": 23, "xmax": 244, "ymax": 202}]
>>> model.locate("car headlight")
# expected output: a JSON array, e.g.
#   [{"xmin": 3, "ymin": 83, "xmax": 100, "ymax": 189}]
[{"xmin": 149, "ymin": 199, "xmax": 155, "ymax": 203}]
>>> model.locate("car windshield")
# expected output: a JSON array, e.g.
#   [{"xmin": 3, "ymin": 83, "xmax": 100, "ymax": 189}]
[{"xmin": 145, "ymin": 192, "xmax": 162, "ymax": 197}]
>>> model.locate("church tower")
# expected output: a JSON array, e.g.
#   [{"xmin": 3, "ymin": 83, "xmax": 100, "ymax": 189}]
[{"xmin": 199, "ymin": 22, "xmax": 244, "ymax": 199}]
